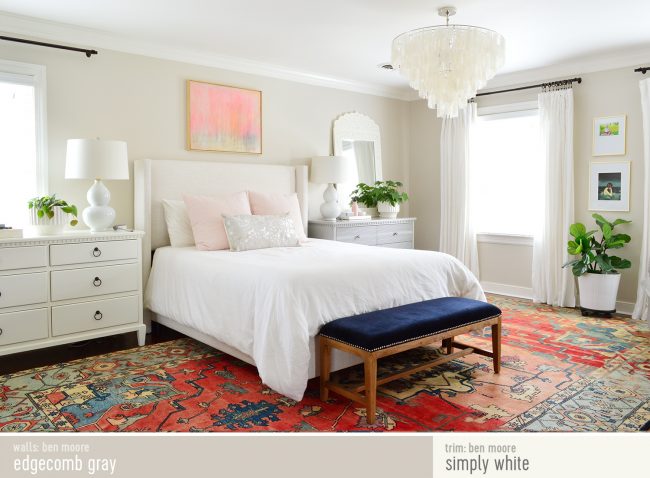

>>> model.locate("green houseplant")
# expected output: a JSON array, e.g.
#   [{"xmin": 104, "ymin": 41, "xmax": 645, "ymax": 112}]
[
  {"xmin": 564, "ymin": 213, "xmax": 631, "ymax": 316},
  {"xmin": 28, "ymin": 194, "xmax": 78, "ymax": 235},
  {"xmin": 350, "ymin": 180, "xmax": 409, "ymax": 218}
]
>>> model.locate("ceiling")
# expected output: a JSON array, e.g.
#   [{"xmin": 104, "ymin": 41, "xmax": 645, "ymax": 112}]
[{"xmin": 1, "ymin": 0, "xmax": 650, "ymax": 97}]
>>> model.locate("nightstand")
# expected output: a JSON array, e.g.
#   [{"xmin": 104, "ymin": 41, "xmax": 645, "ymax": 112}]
[
  {"xmin": 0, "ymin": 230, "xmax": 146, "ymax": 357},
  {"xmin": 308, "ymin": 217, "xmax": 416, "ymax": 249}
]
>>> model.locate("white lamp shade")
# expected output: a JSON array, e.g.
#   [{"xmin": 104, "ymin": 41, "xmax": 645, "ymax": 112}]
[
  {"xmin": 310, "ymin": 156, "xmax": 353, "ymax": 184},
  {"xmin": 65, "ymin": 138, "xmax": 129, "ymax": 180}
]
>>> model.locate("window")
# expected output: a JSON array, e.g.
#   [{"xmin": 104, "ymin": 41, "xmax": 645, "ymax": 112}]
[
  {"xmin": 472, "ymin": 103, "xmax": 542, "ymax": 237},
  {"xmin": 0, "ymin": 60, "xmax": 47, "ymax": 228}
]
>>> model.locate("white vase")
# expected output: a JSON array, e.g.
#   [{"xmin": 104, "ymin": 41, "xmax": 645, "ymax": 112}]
[
  {"xmin": 29, "ymin": 207, "xmax": 69, "ymax": 236},
  {"xmin": 578, "ymin": 272, "xmax": 621, "ymax": 314},
  {"xmin": 377, "ymin": 202, "xmax": 400, "ymax": 219}
]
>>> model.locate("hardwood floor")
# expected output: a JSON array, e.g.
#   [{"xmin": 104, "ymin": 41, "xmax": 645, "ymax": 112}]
[{"xmin": 0, "ymin": 323, "xmax": 185, "ymax": 375}]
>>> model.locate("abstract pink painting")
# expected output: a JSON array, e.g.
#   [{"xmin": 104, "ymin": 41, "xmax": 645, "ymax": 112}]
[{"xmin": 187, "ymin": 80, "xmax": 262, "ymax": 153}]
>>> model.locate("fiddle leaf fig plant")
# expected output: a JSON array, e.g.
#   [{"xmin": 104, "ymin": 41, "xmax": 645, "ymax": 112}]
[
  {"xmin": 28, "ymin": 194, "xmax": 78, "ymax": 227},
  {"xmin": 350, "ymin": 180, "xmax": 409, "ymax": 207},
  {"xmin": 563, "ymin": 213, "xmax": 631, "ymax": 276}
]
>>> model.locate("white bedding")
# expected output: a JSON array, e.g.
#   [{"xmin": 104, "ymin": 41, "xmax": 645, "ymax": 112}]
[{"xmin": 144, "ymin": 239, "xmax": 485, "ymax": 400}]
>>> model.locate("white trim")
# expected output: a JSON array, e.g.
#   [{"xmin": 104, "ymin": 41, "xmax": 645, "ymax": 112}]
[
  {"xmin": 0, "ymin": 12, "xmax": 410, "ymax": 101},
  {"xmin": 477, "ymin": 101, "xmax": 539, "ymax": 118},
  {"xmin": 477, "ymin": 233, "xmax": 534, "ymax": 246},
  {"xmin": 481, "ymin": 281, "xmax": 534, "ymax": 300},
  {"xmin": 615, "ymin": 300, "xmax": 635, "ymax": 316},
  {"xmin": 483, "ymin": 280, "xmax": 635, "ymax": 316},
  {"xmin": 483, "ymin": 47, "xmax": 650, "ymax": 91},
  {"xmin": 0, "ymin": 58, "xmax": 48, "ymax": 196}
]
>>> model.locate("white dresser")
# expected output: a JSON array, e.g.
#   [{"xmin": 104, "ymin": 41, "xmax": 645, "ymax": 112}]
[
  {"xmin": 0, "ymin": 230, "xmax": 146, "ymax": 357},
  {"xmin": 308, "ymin": 218, "xmax": 416, "ymax": 249}
]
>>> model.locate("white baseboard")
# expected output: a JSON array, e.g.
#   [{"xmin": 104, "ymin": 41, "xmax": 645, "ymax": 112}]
[
  {"xmin": 615, "ymin": 301, "xmax": 635, "ymax": 316},
  {"xmin": 482, "ymin": 280, "xmax": 635, "ymax": 316},
  {"xmin": 481, "ymin": 281, "xmax": 534, "ymax": 300}
]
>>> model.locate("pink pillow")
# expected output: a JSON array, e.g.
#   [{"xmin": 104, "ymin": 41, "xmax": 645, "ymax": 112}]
[
  {"xmin": 248, "ymin": 191, "xmax": 307, "ymax": 241},
  {"xmin": 183, "ymin": 192, "xmax": 252, "ymax": 251}
]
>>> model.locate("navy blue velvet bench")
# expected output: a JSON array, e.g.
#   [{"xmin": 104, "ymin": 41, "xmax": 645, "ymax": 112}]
[{"xmin": 318, "ymin": 297, "xmax": 502, "ymax": 424}]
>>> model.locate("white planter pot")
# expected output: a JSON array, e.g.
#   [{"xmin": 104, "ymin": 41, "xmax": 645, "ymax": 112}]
[
  {"xmin": 29, "ymin": 207, "xmax": 69, "ymax": 236},
  {"xmin": 359, "ymin": 207, "xmax": 378, "ymax": 218},
  {"xmin": 377, "ymin": 202, "xmax": 400, "ymax": 219},
  {"xmin": 578, "ymin": 272, "xmax": 621, "ymax": 313}
]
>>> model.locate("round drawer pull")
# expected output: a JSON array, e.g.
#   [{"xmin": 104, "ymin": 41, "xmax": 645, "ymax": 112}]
[
  {"xmin": 93, "ymin": 277, "xmax": 102, "ymax": 287},
  {"xmin": 354, "ymin": 235, "xmax": 360, "ymax": 240},
  {"xmin": 94, "ymin": 311, "xmax": 103, "ymax": 321},
  {"xmin": 92, "ymin": 247, "xmax": 102, "ymax": 257}
]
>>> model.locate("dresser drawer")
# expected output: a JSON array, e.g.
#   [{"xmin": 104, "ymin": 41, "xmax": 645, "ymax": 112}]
[
  {"xmin": 50, "ymin": 240, "xmax": 138, "ymax": 266},
  {"xmin": 0, "ymin": 273, "xmax": 48, "ymax": 309},
  {"xmin": 51, "ymin": 264, "xmax": 139, "ymax": 301},
  {"xmin": 0, "ymin": 246, "xmax": 48, "ymax": 271},
  {"xmin": 0, "ymin": 308, "xmax": 49, "ymax": 346},
  {"xmin": 377, "ymin": 241, "xmax": 413, "ymax": 249},
  {"xmin": 336, "ymin": 226, "xmax": 377, "ymax": 246},
  {"xmin": 376, "ymin": 223, "xmax": 414, "ymax": 245},
  {"xmin": 51, "ymin": 295, "xmax": 139, "ymax": 336}
]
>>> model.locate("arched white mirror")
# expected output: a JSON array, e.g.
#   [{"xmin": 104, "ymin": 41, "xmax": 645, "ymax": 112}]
[{"xmin": 333, "ymin": 112, "xmax": 382, "ymax": 207}]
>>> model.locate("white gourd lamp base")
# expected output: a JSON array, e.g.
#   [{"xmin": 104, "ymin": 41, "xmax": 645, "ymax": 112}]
[
  {"xmin": 320, "ymin": 183, "xmax": 341, "ymax": 221},
  {"xmin": 82, "ymin": 179, "xmax": 116, "ymax": 232}
]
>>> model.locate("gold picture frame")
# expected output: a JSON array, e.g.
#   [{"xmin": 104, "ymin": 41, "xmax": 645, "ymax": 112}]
[{"xmin": 186, "ymin": 80, "xmax": 262, "ymax": 154}]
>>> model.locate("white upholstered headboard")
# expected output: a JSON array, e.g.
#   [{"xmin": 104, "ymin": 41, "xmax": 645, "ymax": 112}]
[{"xmin": 134, "ymin": 158, "xmax": 309, "ymax": 283}]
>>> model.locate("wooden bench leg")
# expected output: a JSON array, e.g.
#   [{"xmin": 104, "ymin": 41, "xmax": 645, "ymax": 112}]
[
  {"xmin": 443, "ymin": 337, "xmax": 454, "ymax": 354},
  {"xmin": 491, "ymin": 319, "xmax": 501, "ymax": 374},
  {"xmin": 364, "ymin": 355, "xmax": 377, "ymax": 425},
  {"xmin": 320, "ymin": 339, "xmax": 331, "ymax": 401}
]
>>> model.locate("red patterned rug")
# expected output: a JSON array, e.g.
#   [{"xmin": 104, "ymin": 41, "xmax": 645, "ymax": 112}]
[{"xmin": 1, "ymin": 295, "xmax": 648, "ymax": 432}]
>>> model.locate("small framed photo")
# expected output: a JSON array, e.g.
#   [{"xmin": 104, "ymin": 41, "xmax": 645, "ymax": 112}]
[
  {"xmin": 589, "ymin": 161, "xmax": 630, "ymax": 212},
  {"xmin": 593, "ymin": 115, "xmax": 626, "ymax": 156}
]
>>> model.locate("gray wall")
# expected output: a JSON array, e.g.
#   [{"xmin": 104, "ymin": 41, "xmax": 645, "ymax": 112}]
[
  {"xmin": 408, "ymin": 66, "xmax": 645, "ymax": 308},
  {"xmin": 0, "ymin": 41, "xmax": 410, "ymax": 227}
]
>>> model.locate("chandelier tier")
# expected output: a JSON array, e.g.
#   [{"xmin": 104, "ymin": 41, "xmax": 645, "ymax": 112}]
[{"xmin": 391, "ymin": 6, "xmax": 505, "ymax": 118}]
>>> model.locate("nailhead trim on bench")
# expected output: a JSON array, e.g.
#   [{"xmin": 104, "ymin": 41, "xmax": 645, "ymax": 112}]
[{"xmin": 318, "ymin": 313, "xmax": 501, "ymax": 353}]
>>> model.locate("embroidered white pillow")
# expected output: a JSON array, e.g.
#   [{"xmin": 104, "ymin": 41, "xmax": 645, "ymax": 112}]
[
  {"xmin": 162, "ymin": 199, "xmax": 195, "ymax": 247},
  {"xmin": 248, "ymin": 191, "xmax": 307, "ymax": 241},
  {"xmin": 223, "ymin": 214, "xmax": 300, "ymax": 252}
]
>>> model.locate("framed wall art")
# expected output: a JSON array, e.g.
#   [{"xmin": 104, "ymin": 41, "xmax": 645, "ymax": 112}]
[
  {"xmin": 187, "ymin": 80, "xmax": 262, "ymax": 154},
  {"xmin": 592, "ymin": 115, "xmax": 626, "ymax": 156},
  {"xmin": 589, "ymin": 161, "xmax": 630, "ymax": 212}
]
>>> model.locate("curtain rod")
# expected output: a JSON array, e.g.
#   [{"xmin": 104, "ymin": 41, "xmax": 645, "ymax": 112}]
[
  {"xmin": 634, "ymin": 67, "xmax": 650, "ymax": 74},
  {"xmin": 0, "ymin": 35, "xmax": 97, "ymax": 58},
  {"xmin": 475, "ymin": 77, "xmax": 582, "ymax": 97}
]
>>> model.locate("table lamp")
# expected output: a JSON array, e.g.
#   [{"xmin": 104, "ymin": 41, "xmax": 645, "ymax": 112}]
[
  {"xmin": 311, "ymin": 156, "xmax": 352, "ymax": 221},
  {"xmin": 65, "ymin": 138, "xmax": 129, "ymax": 232}
]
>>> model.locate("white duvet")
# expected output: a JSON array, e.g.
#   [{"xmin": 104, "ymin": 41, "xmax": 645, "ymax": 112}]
[{"xmin": 144, "ymin": 239, "xmax": 485, "ymax": 400}]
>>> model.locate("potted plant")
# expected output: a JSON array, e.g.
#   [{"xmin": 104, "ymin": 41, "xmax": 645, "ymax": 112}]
[
  {"xmin": 349, "ymin": 182, "xmax": 381, "ymax": 217},
  {"xmin": 564, "ymin": 213, "xmax": 631, "ymax": 317},
  {"xmin": 28, "ymin": 195, "xmax": 78, "ymax": 235},
  {"xmin": 375, "ymin": 180, "xmax": 409, "ymax": 219},
  {"xmin": 349, "ymin": 180, "xmax": 409, "ymax": 218}
]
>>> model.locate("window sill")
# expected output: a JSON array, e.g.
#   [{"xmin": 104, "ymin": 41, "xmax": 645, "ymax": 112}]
[{"xmin": 477, "ymin": 233, "xmax": 534, "ymax": 246}]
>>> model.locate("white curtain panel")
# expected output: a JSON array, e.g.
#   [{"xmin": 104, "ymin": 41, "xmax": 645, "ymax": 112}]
[
  {"xmin": 532, "ymin": 88, "xmax": 576, "ymax": 307},
  {"xmin": 633, "ymin": 78, "xmax": 650, "ymax": 322},
  {"xmin": 439, "ymin": 102, "xmax": 480, "ymax": 278}
]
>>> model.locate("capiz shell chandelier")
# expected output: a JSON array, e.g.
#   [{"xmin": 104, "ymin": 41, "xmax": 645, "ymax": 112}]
[{"xmin": 391, "ymin": 6, "xmax": 505, "ymax": 118}]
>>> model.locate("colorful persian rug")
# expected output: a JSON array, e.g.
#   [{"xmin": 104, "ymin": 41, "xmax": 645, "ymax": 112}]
[{"xmin": 1, "ymin": 295, "xmax": 648, "ymax": 432}]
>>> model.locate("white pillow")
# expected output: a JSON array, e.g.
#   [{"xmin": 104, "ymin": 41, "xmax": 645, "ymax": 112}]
[
  {"xmin": 223, "ymin": 214, "xmax": 300, "ymax": 252},
  {"xmin": 162, "ymin": 199, "xmax": 195, "ymax": 247}
]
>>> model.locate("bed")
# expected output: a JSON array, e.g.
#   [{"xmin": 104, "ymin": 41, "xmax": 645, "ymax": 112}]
[{"xmin": 135, "ymin": 159, "xmax": 485, "ymax": 400}]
